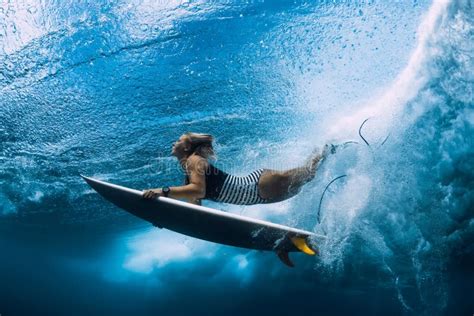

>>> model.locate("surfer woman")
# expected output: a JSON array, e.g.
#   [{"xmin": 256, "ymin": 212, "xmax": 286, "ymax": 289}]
[{"xmin": 143, "ymin": 132, "xmax": 331, "ymax": 205}]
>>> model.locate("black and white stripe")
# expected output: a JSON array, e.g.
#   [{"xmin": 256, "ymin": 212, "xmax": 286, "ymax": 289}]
[{"xmin": 216, "ymin": 169, "xmax": 266, "ymax": 205}]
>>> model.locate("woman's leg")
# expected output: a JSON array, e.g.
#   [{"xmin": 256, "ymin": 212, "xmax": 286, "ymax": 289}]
[{"xmin": 258, "ymin": 147, "xmax": 327, "ymax": 201}]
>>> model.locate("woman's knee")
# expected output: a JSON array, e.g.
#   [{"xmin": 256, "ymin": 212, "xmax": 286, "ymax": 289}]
[{"xmin": 271, "ymin": 172, "xmax": 292, "ymax": 189}]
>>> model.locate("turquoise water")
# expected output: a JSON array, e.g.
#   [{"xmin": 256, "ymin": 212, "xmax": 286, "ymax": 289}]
[{"xmin": 1, "ymin": 0, "xmax": 473, "ymax": 315}]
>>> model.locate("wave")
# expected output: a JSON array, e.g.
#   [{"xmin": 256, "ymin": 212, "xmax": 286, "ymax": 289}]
[
  {"xmin": 0, "ymin": 0, "xmax": 472, "ymax": 314},
  {"xmin": 311, "ymin": 0, "xmax": 473, "ymax": 313}
]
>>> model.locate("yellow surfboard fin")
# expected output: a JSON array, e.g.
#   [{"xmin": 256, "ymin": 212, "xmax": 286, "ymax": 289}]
[{"xmin": 290, "ymin": 236, "xmax": 316, "ymax": 255}]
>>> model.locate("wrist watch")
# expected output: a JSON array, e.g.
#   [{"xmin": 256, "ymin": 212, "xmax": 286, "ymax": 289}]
[{"xmin": 161, "ymin": 186, "xmax": 171, "ymax": 197}]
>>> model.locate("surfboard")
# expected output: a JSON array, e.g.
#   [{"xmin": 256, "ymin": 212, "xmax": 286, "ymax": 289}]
[{"xmin": 81, "ymin": 175, "xmax": 325, "ymax": 267}]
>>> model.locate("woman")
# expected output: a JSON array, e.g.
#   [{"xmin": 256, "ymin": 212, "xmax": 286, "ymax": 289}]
[{"xmin": 142, "ymin": 132, "xmax": 332, "ymax": 205}]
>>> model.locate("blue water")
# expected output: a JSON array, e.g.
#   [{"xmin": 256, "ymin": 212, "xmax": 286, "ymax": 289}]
[{"xmin": 1, "ymin": 0, "xmax": 473, "ymax": 315}]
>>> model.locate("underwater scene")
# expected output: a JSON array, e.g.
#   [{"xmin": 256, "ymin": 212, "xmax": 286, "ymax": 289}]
[{"xmin": 1, "ymin": 0, "xmax": 473, "ymax": 315}]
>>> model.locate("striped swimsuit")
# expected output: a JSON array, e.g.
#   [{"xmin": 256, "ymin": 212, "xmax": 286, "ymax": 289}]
[{"xmin": 185, "ymin": 164, "xmax": 269, "ymax": 205}]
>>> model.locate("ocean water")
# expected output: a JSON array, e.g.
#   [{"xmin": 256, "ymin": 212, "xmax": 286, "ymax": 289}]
[{"xmin": 1, "ymin": 0, "xmax": 473, "ymax": 315}]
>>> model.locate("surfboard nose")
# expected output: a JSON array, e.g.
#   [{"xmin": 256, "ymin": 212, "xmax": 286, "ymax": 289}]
[
  {"xmin": 80, "ymin": 175, "xmax": 115, "ymax": 198},
  {"xmin": 81, "ymin": 174, "xmax": 100, "ymax": 190}
]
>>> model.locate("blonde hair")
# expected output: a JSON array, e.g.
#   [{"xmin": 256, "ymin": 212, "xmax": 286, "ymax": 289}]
[{"xmin": 185, "ymin": 132, "xmax": 215, "ymax": 159}]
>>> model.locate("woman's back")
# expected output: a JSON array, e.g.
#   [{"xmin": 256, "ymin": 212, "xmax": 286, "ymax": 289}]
[{"xmin": 186, "ymin": 163, "xmax": 268, "ymax": 205}]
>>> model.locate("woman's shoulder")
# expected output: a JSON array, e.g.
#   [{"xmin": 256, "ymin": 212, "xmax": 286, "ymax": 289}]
[{"xmin": 185, "ymin": 154, "xmax": 209, "ymax": 171}]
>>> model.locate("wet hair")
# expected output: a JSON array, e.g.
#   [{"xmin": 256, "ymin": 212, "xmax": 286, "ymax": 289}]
[{"xmin": 184, "ymin": 132, "xmax": 215, "ymax": 159}]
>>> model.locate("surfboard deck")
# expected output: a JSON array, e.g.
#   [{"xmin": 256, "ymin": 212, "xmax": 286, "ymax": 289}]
[{"xmin": 81, "ymin": 175, "xmax": 325, "ymax": 266}]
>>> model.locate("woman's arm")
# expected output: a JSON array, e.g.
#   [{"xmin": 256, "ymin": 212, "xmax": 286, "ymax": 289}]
[{"xmin": 142, "ymin": 155, "xmax": 207, "ymax": 202}]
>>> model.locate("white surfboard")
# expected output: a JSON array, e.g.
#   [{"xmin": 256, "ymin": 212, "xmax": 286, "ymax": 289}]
[{"xmin": 81, "ymin": 175, "xmax": 325, "ymax": 267}]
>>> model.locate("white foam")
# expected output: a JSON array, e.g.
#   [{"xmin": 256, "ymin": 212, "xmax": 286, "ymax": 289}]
[
  {"xmin": 123, "ymin": 228, "xmax": 217, "ymax": 273},
  {"xmin": 327, "ymin": 0, "xmax": 452, "ymax": 140}
]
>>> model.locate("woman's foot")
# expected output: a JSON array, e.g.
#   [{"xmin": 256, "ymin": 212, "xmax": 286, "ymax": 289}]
[
  {"xmin": 301, "ymin": 141, "xmax": 356, "ymax": 183},
  {"xmin": 321, "ymin": 143, "xmax": 338, "ymax": 157},
  {"xmin": 305, "ymin": 141, "xmax": 354, "ymax": 176},
  {"xmin": 314, "ymin": 143, "xmax": 343, "ymax": 167},
  {"xmin": 304, "ymin": 147, "xmax": 325, "ymax": 177}
]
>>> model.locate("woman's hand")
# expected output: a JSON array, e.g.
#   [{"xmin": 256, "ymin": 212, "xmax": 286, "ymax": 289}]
[{"xmin": 142, "ymin": 189, "xmax": 162, "ymax": 199}]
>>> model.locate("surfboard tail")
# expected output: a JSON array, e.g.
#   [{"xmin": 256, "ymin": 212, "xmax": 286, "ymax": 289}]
[
  {"xmin": 276, "ymin": 236, "xmax": 317, "ymax": 267},
  {"xmin": 290, "ymin": 236, "xmax": 317, "ymax": 255}
]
